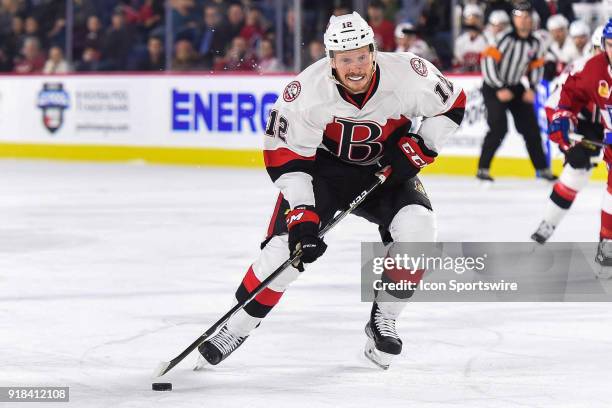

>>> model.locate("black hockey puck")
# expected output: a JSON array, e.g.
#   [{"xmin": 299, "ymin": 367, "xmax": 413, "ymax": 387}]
[{"xmin": 152, "ymin": 382, "xmax": 172, "ymax": 391}]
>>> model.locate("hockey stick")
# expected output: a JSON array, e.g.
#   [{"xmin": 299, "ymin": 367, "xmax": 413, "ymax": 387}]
[
  {"xmin": 153, "ymin": 165, "xmax": 393, "ymax": 378},
  {"xmin": 569, "ymin": 132, "xmax": 612, "ymax": 149}
]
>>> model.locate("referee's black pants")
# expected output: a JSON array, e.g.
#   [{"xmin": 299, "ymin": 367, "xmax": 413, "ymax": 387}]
[{"xmin": 478, "ymin": 83, "xmax": 548, "ymax": 170}]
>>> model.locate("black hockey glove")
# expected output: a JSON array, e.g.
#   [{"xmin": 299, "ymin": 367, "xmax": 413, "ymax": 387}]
[
  {"xmin": 565, "ymin": 143, "xmax": 595, "ymax": 169},
  {"xmin": 384, "ymin": 132, "xmax": 437, "ymax": 182},
  {"xmin": 286, "ymin": 205, "xmax": 327, "ymax": 269}
]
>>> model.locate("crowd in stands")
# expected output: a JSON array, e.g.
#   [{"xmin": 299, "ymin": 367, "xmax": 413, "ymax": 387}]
[
  {"xmin": 0, "ymin": 0, "xmax": 606, "ymax": 75},
  {"xmin": 453, "ymin": 0, "xmax": 603, "ymax": 75}
]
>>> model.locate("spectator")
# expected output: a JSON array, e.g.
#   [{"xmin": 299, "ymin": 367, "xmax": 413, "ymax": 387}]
[
  {"xmin": 0, "ymin": 48, "xmax": 12, "ymax": 71},
  {"xmin": 71, "ymin": 0, "xmax": 97, "ymax": 57},
  {"xmin": 483, "ymin": 0, "xmax": 514, "ymax": 25},
  {"xmin": 102, "ymin": 9, "xmax": 135, "ymax": 70},
  {"xmin": 546, "ymin": 14, "xmax": 578, "ymax": 66},
  {"xmin": 83, "ymin": 15, "xmax": 104, "ymax": 52},
  {"xmin": 396, "ymin": 0, "xmax": 427, "ymax": 26},
  {"xmin": 394, "ymin": 22, "xmax": 436, "ymax": 61},
  {"xmin": 303, "ymin": 39, "xmax": 325, "ymax": 67},
  {"xmin": 47, "ymin": 17, "xmax": 66, "ymax": 48},
  {"xmin": 240, "ymin": 7, "xmax": 265, "ymax": 48},
  {"xmin": 118, "ymin": 1, "xmax": 141, "ymax": 26},
  {"xmin": 13, "ymin": 36, "xmax": 45, "ymax": 74},
  {"xmin": 24, "ymin": 16, "xmax": 43, "ymax": 47},
  {"xmin": 214, "ymin": 36, "xmax": 257, "ymax": 71},
  {"xmin": 332, "ymin": 5, "xmax": 351, "ymax": 17},
  {"xmin": 454, "ymin": 4, "xmax": 486, "ymax": 72},
  {"xmin": 257, "ymin": 38, "xmax": 283, "ymax": 73},
  {"xmin": 418, "ymin": 0, "xmax": 453, "ymax": 68},
  {"xmin": 133, "ymin": 35, "xmax": 165, "ymax": 71},
  {"xmin": 172, "ymin": 38, "xmax": 202, "ymax": 71},
  {"xmin": 172, "ymin": 0, "xmax": 198, "ymax": 41},
  {"xmin": 531, "ymin": 0, "xmax": 575, "ymax": 28},
  {"xmin": 75, "ymin": 46, "xmax": 102, "ymax": 71},
  {"xmin": 0, "ymin": 0, "xmax": 22, "ymax": 38},
  {"xmin": 2, "ymin": 15, "xmax": 26, "ymax": 65},
  {"xmin": 484, "ymin": 10, "xmax": 510, "ymax": 41},
  {"xmin": 43, "ymin": 45, "xmax": 71, "ymax": 73},
  {"xmin": 381, "ymin": 0, "xmax": 400, "ymax": 22},
  {"xmin": 281, "ymin": 8, "xmax": 300, "ymax": 68},
  {"xmin": 569, "ymin": 20, "xmax": 591, "ymax": 57},
  {"xmin": 367, "ymin": 1, "xmax": 396, "ymax": 51},
  {"xmin": 136, "ymin": 0, "xmax": 163, "ymax": 35},
  {"xmin": 227, "ymin": 3, "xmax": 245, "ymax": 40},
  {"xmin": 198, "ymin": 4, "xmax": 232, "ymax": 70}
]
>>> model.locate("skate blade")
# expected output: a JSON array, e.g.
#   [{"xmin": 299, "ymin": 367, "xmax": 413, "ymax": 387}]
[
  {"xmin": 364, "ymin": 338, "xmax": 393, "ymax": 370},
  {"xmin": 193, "ymin": 354, "xmax": 209, "ymax": 371},
  {"xmin": 530, "ymin": 234, "xmax": 547, "ymax": 245}
]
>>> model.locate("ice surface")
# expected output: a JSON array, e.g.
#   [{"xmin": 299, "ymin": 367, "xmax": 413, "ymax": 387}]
[{"xmin": 1, "ymin": 160, "xmax": 611, "ymax": 407}]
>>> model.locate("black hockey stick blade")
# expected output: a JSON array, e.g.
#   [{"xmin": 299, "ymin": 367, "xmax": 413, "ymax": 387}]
[{"xmin": 153, "ymin": 166, "xmax": 392, "ymax": 377}]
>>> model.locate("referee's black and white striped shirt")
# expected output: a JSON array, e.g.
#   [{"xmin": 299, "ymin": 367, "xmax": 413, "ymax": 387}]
[{"xmin": 481, "ymin": 28, "xmax": 545, "ymax": 89}]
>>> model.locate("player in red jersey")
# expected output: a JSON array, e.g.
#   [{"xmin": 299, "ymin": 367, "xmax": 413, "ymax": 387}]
[
  {"xmin": 548, "ymin": 18, "xmax": 612, "ymax": 276},
  {"xmin": 531, "ymin": 26, "xmax": 604, "ymax": 244}
]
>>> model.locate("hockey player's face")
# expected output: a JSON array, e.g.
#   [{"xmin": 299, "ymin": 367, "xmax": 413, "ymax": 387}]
[
  {"xmin": 605, "ymin": 39, "xmax": 612, "ymax": 65},
  {"xmin": 331, "ymin": 46, "xmax": 375, "ymax": 94}
]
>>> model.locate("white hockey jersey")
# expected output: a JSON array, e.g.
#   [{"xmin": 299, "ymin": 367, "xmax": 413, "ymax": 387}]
[
  {"xmin": 547, "ymin": 38, "xmax": 581, "ymax": 66},
  {"xmin": 263, "ymin": 52, "xmax": 466, "ymax": 208},
  {"xmin": 454, "ymin": 32, "xmax": 487, "ymax": 70}
]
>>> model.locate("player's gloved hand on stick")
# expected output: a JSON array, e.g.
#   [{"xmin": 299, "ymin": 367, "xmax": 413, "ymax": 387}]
[
  {"xmin": 548, "ymin": 110, "xmax": 576, "ymax": 149},
  {"xmin": 566, "ymin": 143, "xmax": 597, "ymax": 169},
  {"xmin": 286, "ymin": 205, "xmax": 327, "ymax": 270},
  {"xmin": 384, "ymin": 132, "xmax": 437, "ymax": 182}
]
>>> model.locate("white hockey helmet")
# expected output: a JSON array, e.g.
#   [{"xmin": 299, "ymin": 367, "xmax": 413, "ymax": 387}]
[
  {"xmin": 569, "ymin": 20, "xmax": 590, "ymax": 38},
  {"xmin": 592, "ymin": 24, "xmax": 605, "ymax": 49},
  {"xmin": 324, "ymin": 12, "xmax": 375, "ymax": 58},
  {"xmin": 488, "ymin": 10, "xmax": 509, "ymax": 26},
  {"xmin": 546, "ymin": 14, "xmax": 569, "ymax": 31}
]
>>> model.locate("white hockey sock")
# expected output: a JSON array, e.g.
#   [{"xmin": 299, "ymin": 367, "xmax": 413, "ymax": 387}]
[
  {"xmin": 376, "ymin": 301, "xmax": 408, "ymax": 319},
  {"xmin": 544, "ymin": 166, "xmax": 591, "ymax": 226}
]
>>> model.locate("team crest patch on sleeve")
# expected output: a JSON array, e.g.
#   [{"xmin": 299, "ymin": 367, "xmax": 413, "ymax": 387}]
[
  {"xmin": 283, "ymin": 81, "xmax": 301, "ymax": 102},
  {"xmin": 598, "ymin": 80, "xmax": 610, "ymax": 98},
  {"xmin": 410, "ymin": 58, "xmax": 428, "ymax": 77}
]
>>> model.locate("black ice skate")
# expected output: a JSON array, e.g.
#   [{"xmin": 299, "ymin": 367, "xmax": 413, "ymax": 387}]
[
  {"xmin": 476, "ymin": 168, "xmax": 494, "ymax": 183},
  {"xmin": 364, "ymin": 302, "xmax": 402, "ymax": 370},
  {"xmin": 194, "ymin": 325, "xmax": 249, "ymax": 370},
  {"xmin": 595, "ymin": 239, "xmax": 612, "ymax": 279},
  {"xmin": 531, "ymin": 220, "xmax": 555, "ymax": 244}
]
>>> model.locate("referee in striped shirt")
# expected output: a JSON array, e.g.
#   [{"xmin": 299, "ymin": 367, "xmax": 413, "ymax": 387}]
[{"xmin": 478, "ymin": 0, "xmax": 556, "ymax": 182}]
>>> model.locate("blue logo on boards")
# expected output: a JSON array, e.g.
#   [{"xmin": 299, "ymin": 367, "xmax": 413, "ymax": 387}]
[
  {"xmin": 171, "ymin": 89, "xmax": 278, "ymax": 133},
  {"xmin": 37, "ymin": 83, "xmax": 70, "ymax": 133}
]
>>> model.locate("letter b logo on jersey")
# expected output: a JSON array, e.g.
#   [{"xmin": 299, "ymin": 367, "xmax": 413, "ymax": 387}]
[{"xmin": 332, "ymin": 118, "xmax": 383, "ymax": 164}]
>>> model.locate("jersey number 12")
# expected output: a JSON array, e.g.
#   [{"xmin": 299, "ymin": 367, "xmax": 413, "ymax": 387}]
[
  {"xmin": 265, "ymin": 109, "xmax": 289, "ymax": 142},
  {"xmin": 434, "ymin": 74, "xmax": 454, "ymax": 104}
]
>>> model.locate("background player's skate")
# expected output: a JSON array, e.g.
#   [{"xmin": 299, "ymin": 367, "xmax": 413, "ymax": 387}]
[{"xmin": 595, "ymin": 239, "xmax": 612, "ymax": 279}]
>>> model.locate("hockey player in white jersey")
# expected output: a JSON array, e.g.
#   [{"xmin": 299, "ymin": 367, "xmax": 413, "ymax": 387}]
[
  {"xmin": 195, "ymin": 12, "xmax": 465, "ymax": 370},
  {"xmin": 531, "ymin": 25, "xmax": 604, "ymax": 244}
]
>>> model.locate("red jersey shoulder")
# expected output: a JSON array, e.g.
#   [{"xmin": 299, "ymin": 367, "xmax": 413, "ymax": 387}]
[
  {"xmin": 577, "ymin": 54, "xmax": 609, "ymax": 84},
  {"xmin": 581, "ymin": 54, "xmax": 612, "ymax": 99}
]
